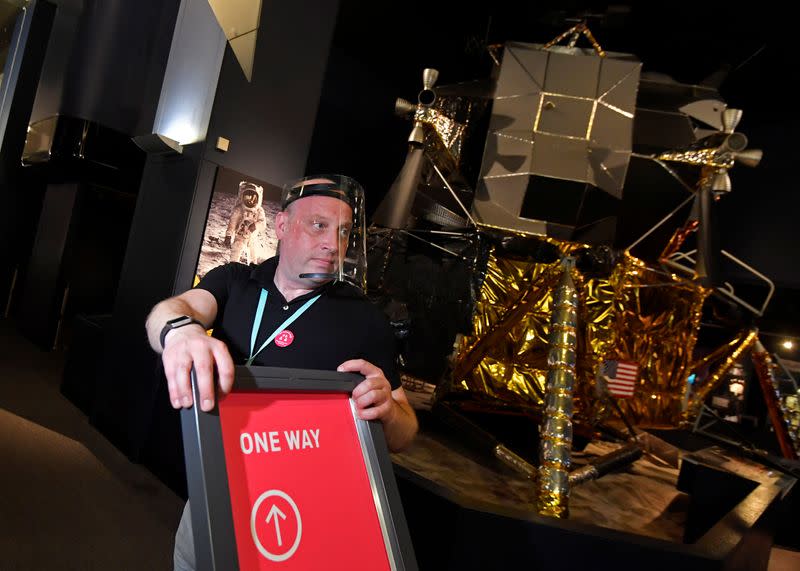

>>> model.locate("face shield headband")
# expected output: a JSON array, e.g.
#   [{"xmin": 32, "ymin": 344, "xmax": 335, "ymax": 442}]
[{"xmin": 281, "ymin": 174, "xmax": 367, "ymax": 291}]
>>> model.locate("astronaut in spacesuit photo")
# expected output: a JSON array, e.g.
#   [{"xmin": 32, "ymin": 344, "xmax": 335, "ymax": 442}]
[{"xmin": 224, "ymin": 180, "xmax": 267, "ymax": 264}]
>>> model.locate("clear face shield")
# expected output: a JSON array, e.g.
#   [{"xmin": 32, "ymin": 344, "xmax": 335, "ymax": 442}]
[{"xmin": 280, "ymin": 174, "xmax": 367, "ymax": 291}]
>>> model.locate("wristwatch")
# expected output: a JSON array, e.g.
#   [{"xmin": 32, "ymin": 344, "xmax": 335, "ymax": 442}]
[{"xmin": 160, "ymin": 315, "xmax": 204, "ymax": 349}]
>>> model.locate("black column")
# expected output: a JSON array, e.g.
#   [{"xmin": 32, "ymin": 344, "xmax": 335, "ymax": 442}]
[
  {"xmin": 92, "ymin": 0, "xmax": 341, "ymax": 495},
  {"xmin": 14, "ymin": 182, "xmax": 79, "ymax": 349},
  {"xmin": 92, "ymin": 143, "xmax": 210, "ymax": 461},
  {"xmin": 0, "ymin": 1, "xmax": 56, "ymax": 317}
]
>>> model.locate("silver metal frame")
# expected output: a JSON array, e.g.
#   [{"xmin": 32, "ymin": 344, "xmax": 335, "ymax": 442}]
[
  {"xmin": 623, "ymin": 154, "xmax": 775, "ymax": 317},
  {"xmin": 181, "ymin": 365, "xmax": 418, "ymax": 571},
  {"xmin": 663, "ymin": 249, "xmax": 775, "ymax": 316}
]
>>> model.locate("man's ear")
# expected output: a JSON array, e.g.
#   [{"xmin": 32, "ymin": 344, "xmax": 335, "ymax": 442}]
[{"xmin": 275, "ymin": 210, "xmax": 287, "ymax": 239}]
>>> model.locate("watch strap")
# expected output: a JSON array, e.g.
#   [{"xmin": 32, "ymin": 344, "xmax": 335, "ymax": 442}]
[{"xmin": 160, "ymin": 316, "xmax": 204, "ymax": 349}]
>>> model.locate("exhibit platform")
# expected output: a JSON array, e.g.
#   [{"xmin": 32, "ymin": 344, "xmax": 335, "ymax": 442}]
[{"xmin": 390, "ymin": 413, "xmax": 798, "ymax": 571}]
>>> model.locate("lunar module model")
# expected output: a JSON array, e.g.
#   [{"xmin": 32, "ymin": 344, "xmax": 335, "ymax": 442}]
[{"xmin": 366, "ymin": 22, "xmax": 798, "ymax": 516}]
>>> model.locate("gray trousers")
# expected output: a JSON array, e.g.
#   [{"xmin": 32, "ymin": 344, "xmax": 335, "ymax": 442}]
[{"xmin": 174, "ymin": 501, "xmax": 196, "ymax": 571}]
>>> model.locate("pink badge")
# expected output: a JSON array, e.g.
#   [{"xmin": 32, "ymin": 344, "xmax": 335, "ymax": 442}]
[{"xmin": 274, "ymin": 329, "xmax": 294, "ymax": 348}]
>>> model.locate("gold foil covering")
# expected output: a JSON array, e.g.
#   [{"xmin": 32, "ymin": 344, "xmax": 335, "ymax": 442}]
[
  {"xmin": 443, "ymin": 237, "xmax": 710, "ymax": 427},
  {"xmin": 543, "ymin": 22, "xmax": 606, "ymax": 57},
  {"xmin": 656, "ymin": 148, "xmax": 733, "ymax": 169},
  {"xmin": 416, "ymin": 106, "xmax": 466, "ymax": 164},
  {"xmin": 416, "ymin": 95, "xmax": 489, "ymax": 178},
  {"xmin": 660, "ymin": 220, "xmax": 699, "ymax": 260},
  {"xmin": 751, "ymin": 341, "xmax": 799, "ymax": 460},
  {"xmin": 587, "ymin": 258, "xmax": 707, "ymax": 426},
  {"xmin": 785, "ymin": 393, "xmax": 800, "ymax": 448},
  {"xmin": 685, "ymin": 329, "xmax": 758, "ymax": 422}
]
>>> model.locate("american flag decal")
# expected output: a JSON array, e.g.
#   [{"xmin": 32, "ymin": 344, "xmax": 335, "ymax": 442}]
[{"xmin": 601, "ymin": 360, "xmax": 639, "ymax": 398}]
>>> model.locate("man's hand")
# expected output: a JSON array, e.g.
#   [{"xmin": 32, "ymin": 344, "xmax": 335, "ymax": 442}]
[
  {"xmin": 339, "ymin": 359, "xmax": 396, "ymax": 422},
  {"xmin": 337, "ymin": 359, "xmax": 418, "ymax": 452},
  {"xmin": 146, "ymin": 289, "xmax": 230, "ymax": 412},
  {"xmin": 162, "ymin": 325, "xmax": 235, "ymax": 412}
]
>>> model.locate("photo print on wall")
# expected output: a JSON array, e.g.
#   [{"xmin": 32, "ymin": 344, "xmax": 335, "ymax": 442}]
[{"xmin": 195, "ymin": 167, "xmax": 282, "ymax": 280}]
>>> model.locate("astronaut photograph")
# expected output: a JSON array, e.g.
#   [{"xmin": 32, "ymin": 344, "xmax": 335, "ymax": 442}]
[{"xmin": 194, "ymin": 167, "xmax": 281, "ymax": 279}]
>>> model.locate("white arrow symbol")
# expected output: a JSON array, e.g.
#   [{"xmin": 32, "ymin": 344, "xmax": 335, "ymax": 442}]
[
  {"xmin": 251, "ymin": 490, "xmax": 302, "ymax": 562},
  {"xmin": 265, "ymin": 504, "xmax": 287, "ymax": 546}
]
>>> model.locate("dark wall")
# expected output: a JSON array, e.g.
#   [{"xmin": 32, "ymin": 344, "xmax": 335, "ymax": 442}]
[
  {"xmin": 3, "ymin": 0, "xmax": 178, "ymax": 336},
  {"xmin": 62, "ymin": 0, "xmax": 180, "ymax": 135},
  {"xmin": 31, "ymin": 0, "xmax": 181, "ymax": 135},
  {"xmin": 93, "ymin": 143, "xmax": 208, "ymax": 463},
  {"xmin": 3, "ymin": 2, "xmax": 168, "ymax": 349},
  {"xmin": 26, "ymin": 0, "xmax": 81, "ymax": 123},
  {"xmin": 306, "ymin": 1, "xmax": 495, "ymax": 214},
  {"xmin": 96, "ymin": 0, "xmax": 342, "ymax": 492},
  {"xmin": 203, "ymin": 0, "xmax": 340, "ymax": 187}
]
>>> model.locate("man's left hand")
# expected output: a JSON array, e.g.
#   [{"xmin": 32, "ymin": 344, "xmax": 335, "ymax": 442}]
[
  {"xmin": 337, "ymin": 358, "xmax": 418, "ymax": 452},
  {"xmin": 337, "ymin": 359, "xmax": 396, "ymax": 422}
]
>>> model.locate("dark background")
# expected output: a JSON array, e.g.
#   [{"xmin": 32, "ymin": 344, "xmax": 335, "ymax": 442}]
[{"xmin": 308, "ymin": 1, "xmax": 798, "ymax": 354}]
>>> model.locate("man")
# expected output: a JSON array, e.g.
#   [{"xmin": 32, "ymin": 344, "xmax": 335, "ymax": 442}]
[{"xmin": 145, "ymin": 174, "xmax": 417, "ymax": 570}]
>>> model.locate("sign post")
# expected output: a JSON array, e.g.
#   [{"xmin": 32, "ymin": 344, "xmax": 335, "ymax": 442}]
[{"xmin": 181, "ymin": 366, "xmax": 418, "ymax": 571}]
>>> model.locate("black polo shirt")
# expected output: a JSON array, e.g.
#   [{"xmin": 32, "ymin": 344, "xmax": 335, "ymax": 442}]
[{"xmin": 194, "ymin": 257, "xmax": 400, "ymax": 389}]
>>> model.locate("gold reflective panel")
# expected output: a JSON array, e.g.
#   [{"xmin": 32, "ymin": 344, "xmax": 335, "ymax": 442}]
[
  {"xmin": 443, "ymin": 238, "xmax": 710, "ymax": 428},
  {"xmin": 785, "ymin": 392, "xmax": 800, "ymax": 449},
  {"xmin": 416, "ymin": 107, "xmax": 465, "ymax": 164},
  {"xmin": 685, "ymin": 329, "xmax": 758, "ymax": 422},
  {"xmin": 207, "ymin": 0, "xmax": 262, "ymax": 81},
  {"xmin": 207, "ymin": 0, "xmax": 260, "ymax": 39},
  {"xmin": 606, "ymin": 259, "xmax": 708, "ymax": 426},
  {"xmin": 228, "ymin": 30, "xmax": 257, "ymax": 82},
  {"xmin": 426, "ymin": 95, "xmax": 489, "ymax": 171},
  {"xmin": 657, "ymin": 148, "xmax": 734, "ymax": 169},
  {"xmin": 22, "ymin": 115, "xmax": 58, "ymax": 163}
]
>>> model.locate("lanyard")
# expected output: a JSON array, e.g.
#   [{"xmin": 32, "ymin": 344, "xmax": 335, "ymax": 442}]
[{"xmin": 246, "ymin": 288, "xmax": 321, "ymax": 366}]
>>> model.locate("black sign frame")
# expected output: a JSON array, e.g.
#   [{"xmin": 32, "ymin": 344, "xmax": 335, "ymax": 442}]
[{"xmin": 180, "ymin": 365, "xmax": 418, "ymax": 571}]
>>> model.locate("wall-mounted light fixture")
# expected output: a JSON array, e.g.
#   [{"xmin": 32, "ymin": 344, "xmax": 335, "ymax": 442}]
[
  {"xmin": 149, "ymin": 0, "xmax": 227, "ymax": 148},
  {"xmin": 132, "ymin": 132, "xmax": 183, "ymax": 155},
  {"xmin": 136, "ymin": 0, "xmax": 261, "ymax": 155}
]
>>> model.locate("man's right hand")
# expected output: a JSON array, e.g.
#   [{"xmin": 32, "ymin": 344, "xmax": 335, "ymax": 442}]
[
  {"xmin": 145, "ymin": 289, "xmax": 230, "ymax": 412},
  {"xmin": 162, "ymin": 324, "xmax": 235, "ymax": 412}
]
